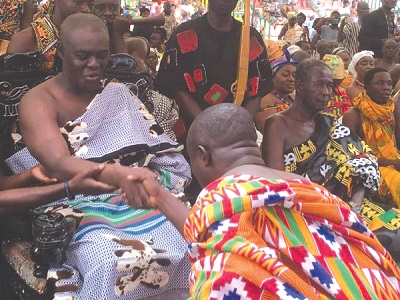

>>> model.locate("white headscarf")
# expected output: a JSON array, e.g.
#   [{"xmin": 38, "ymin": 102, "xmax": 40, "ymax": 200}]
[
  {"xmin": 287, "ymin": 45, "xmax": 302, "ymax": 56},
  {"xmin": 348, "ymin": 50, "xmax": 374, "ymax": 77}
]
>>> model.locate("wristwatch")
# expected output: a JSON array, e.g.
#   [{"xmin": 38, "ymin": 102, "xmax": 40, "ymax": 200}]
[{"xmin": 348, "ymin": 201, "xmax": 361, "ymax": 214}]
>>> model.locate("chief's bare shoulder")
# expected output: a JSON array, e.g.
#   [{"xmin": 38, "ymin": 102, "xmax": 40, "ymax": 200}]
[
  {"xmin": 19, "ymin": 77, "xmax": 59, "ymax": 124},
  {"xmin": 20, "ymin": 77, "xmax": 57, "ymax": 106}
]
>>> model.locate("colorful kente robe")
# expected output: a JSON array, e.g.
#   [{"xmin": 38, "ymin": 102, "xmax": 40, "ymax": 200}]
[
  {"xmin": 341, "ymin": 71, "xmax": 353, "ymax": 88},
  {"xmin": 283, "ymin": 113, "xmax": 400, "ymax": 262},
  {"xmin": 31, "ymin": 15, "xmax": 59, "ymax": 70},
  {"xmin": 0, "ymin": 0, "xmax": 25, "ymax": 40},
  {"xmin": 6, "ymin": 83, "xmax": 192, "ymax": 299},
  {"xmin": 325, "ymin": 86, "xmax": 352, "ymax": 119},
  {"xmin": 155, "ymin": 13, "xmax": 273, "ymax": 128},
  {"xmin": 184, "ymin": 175, "xmax": 400, "ymax": 299},
  {"xmin": 353, "ymin": 92, "xmax": 400, "ymax": 207}
]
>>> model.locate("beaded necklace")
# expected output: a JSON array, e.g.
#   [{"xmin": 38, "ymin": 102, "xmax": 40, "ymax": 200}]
[
  {"xmin": 273, "ymin": 90, "xmax": 294, "ymax": 106},
  {"xmin": 355, "ymin": 79, "xmax": 364, "ymax": 87}
]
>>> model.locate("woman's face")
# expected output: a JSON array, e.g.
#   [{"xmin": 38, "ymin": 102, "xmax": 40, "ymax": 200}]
[
  {"xmin": 338, "ymin": 52, "xmax": 350, "ymax": 70},
  {"xmin": 273, "ymin": 64, "xmax": 296, "ymax": 95},
  {"xmin": 355, "ymin": 56, "xmax": 375, "ymax": 79},
  {"xmin": 146, "ymin": 52, "xmax": 158, "ymax": 71}
]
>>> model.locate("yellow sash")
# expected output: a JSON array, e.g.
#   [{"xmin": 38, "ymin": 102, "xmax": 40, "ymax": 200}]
[{"xmin": 353, "ymin": 92, "xmax": 400, "ymax": 160}]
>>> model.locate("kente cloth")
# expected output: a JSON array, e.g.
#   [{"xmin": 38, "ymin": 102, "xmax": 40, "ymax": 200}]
[
  {"xmin": 341, "ymin": 72, "xmax": 353, "ymax": 88},
  {"xmin": 184, "ymin": 175, "xmax": 400, "ymax": 299},
  {"xmin": 155, "ymin": 13, "xmax": 273, "ymax": 124},
  {"xmin": 0, "ymin": 0, "xmax": 25, "ymax": 40},
  {"xmin": 260, "ymin": 102, "xmax": 290, "ymax": 112},
  {"xmin": 6, "ymin": 83, "xmax": 192, "ymax": 299},
  {"xmin": 325, "ymin": 86, "xmax": 352, "ymax": 119},
  {"xmin": 353, "ymin": 92, "xmax": 400, "ymax": 206},
  {"xmin": 283, "ymin": 113, "xmax": 400, "ymax": 261},
  {"xmin": 31, "ymin": 15, "xmax": 59, "ymax": 70},
  {"xmin": 284, "ymin": 113, "xmax": 379, "ymax": 201}
]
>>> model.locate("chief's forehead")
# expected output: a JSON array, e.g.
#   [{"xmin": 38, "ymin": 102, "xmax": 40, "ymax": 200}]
[{"xmin": 64, "ymin": 26, "xmax": 109, "ymax": 45}]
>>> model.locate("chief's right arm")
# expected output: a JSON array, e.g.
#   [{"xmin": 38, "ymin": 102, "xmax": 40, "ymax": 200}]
[{"xmin": 18, "ymin": 89, "xmax": 152, "ymax": 206}]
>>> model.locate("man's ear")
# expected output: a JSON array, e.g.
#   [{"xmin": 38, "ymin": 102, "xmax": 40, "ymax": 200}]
[
  {"xmin": 197, "ymin": 145, "xmax": 212, "ymax": 166},
  {"xmin": 296, "ymin": 80, "xmax": 303, "ymax": 93}
]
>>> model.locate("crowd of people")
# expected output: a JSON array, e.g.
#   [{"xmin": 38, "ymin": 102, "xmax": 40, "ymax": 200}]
[{"xmin": 1, "ymin": 0, "xmax": 400, "ymax": 299}]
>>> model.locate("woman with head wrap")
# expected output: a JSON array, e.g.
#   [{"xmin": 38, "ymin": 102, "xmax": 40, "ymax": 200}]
[
  {"xmin": 346, "ymin": 50, "xmax": 375, "ymax": 101},
  {"xmin": 255, "ymin": 53, "xmax": 298, "ymax": 131},
  {"xmin": 332, "ymin": 47, "xmax": 352, "ymax": 87},
  {"xmin": 323, "ymin": 54, "xmax": 353, "ymax": 118},
  {"xmin": 264, "ymin": 39, "xmax": 284, "ymax": 62}
]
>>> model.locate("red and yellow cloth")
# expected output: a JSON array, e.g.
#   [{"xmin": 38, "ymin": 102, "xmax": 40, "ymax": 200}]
[
  {"xmin": 326, "ymin": 86, "xmax": 352, "ymax": 119},
  {"xmin": 354, "ymin": 92, "xmax": 400, "ymax": 206},
  {"xmin": 184, "ymin": 175, "xmax": 400, "ymax": 299},
  {"xmin": 0, "ymin": 0, "xmax": 25, "ymax": 41},
  {"xmin": 30, "ymin": 15, "xmax": 59, "ymax": 70}
]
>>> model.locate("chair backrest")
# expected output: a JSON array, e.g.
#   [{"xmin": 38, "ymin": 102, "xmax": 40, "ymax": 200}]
[
  {"xmin": 0, "ymin": 52, "xmax": 57, "ymax": 169},
  {"xmin": 104, "ymin": 53, "xmax": 151, "ymax": 103}
]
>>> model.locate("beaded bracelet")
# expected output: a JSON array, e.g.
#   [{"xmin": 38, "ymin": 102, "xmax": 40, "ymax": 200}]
[{"xmin": 64, "ymin": 181, "xmax": 75, "ymax": 200}]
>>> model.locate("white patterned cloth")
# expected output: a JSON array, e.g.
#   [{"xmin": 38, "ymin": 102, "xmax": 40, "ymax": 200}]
[{"xmin": 6, "ymin": 83, "xmax": 192, "ymax": 299}]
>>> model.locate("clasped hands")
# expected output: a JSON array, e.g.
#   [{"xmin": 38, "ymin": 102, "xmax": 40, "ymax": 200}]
[{"xmin": 115, "ymin": 167, "xmax": 167, "ymax": 210}]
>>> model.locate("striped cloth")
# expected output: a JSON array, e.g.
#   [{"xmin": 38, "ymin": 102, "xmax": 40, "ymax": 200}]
[
  {"xmin": 342, "ymin": 22, "xmax": 361, "ymax": 57},
  {"xmin": 7, "ymin": 83, "xmax": 192, "ymax": 299},
  {"xmin": 44, "ymin": 196, "xmax": 191, "ymax": 300},
  {"xmin": 184, "ymin": 175, "xmax": 400, "ymax": 299},
  {"xmin": 353, "ymin": 92, "xmax": 400, "ymax": 206}
]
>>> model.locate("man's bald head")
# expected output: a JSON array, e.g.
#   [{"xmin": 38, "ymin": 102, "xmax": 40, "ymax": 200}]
[
  {"xmin": 187, "ymin": 103, "xmax": 259, "ymax": 187},
  {"xmin": 187, "ymin": 103, "xmax": 257, "ymax": 157},
  {"xmin": 60, "ymin": 13, "xmax": 109, "ymax": 45}
]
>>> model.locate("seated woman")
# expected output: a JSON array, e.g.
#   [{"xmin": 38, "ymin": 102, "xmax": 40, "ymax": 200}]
[
  {"xmin": 323, "ymin": 54, "xmax": 352, "ymax": 118},
  {"xmin": 331, "ymin": 47, "xmax": 352, "ymax": 87},
  {"xmin": 146, "ymin": 48, "xmax": 159, "ymax": 82},
  {"xmin": 345, "ymin": 50, "xmax": 375, "ymax": 101},
  {"xmin": 255, "ymin": 54, "xmax": 297, "ymax": 131}
]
